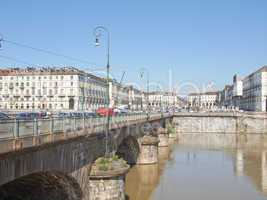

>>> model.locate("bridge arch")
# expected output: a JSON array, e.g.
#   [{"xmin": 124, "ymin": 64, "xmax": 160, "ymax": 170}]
[
  {"xmin": 0, "ymin": 171, "xmax": 82, "ymax": 200},
  {"xmin": 117, "ymin": 135, "xmax": 140, "ymax": 165}
]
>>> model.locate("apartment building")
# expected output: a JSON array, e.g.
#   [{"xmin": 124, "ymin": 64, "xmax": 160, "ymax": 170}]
[
  {"xmin": 232, "ymin": 74, "xmax": 243, "ymax": 108},
  {"xmin": 148, "ymin": 91, "xmax": 181, "ymax": 110},
  {"xmin": 0, "ymin": 67, "xmax": 146, "ymax": 112},
  {"xmin": 241, "ymin": 66, "xmax": 267, "ymax": 112},
  {"xmin": 0, "ymin": 67, "xmax": 107, "ymax": 111},
  {"xmin": 188, "ymin": 92, "xmax": 219, "ymax": 109}
]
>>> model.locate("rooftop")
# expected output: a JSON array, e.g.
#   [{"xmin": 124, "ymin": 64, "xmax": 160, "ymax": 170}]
[{"xmin": 188, "ymin": 91, "xmax": 219, "ymax": 96}]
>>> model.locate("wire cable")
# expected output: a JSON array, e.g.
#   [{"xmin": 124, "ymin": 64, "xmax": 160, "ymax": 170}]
[
  {"xmin": 0, "ymin": 54, "xmax": 40, "ymax": 67},
  {"xmin": 3, "ymin": 39, "xmax": 99, "ymax": 66}
]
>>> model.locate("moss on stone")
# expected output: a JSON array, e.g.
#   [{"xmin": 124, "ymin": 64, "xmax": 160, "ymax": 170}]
[{"xmin": 91, "ymin": 155, "xmax": 129, "ymax": 175}]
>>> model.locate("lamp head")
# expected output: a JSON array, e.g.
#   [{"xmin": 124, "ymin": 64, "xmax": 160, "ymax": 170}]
[
  {"xmin": 0, "ymin": 37, "xmax": 3, "ymax": 49},
  {"xmin": 95, "ymin": 37, "xmax": 100, "ymax": 47}
]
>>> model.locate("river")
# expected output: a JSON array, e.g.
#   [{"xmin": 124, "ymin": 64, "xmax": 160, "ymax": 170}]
[{"xmin": 125, "ymin": 137, "xmax": 267, "ymax": 200}]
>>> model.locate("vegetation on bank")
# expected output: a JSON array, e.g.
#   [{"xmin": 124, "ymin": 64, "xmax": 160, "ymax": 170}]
[
  {"xmin": 167, "ymin": 122, "xmax": 176, "ymax": 135},
  {"xmin": 94, "ymin": 155, "xmax": 128, "ymax": 171}
]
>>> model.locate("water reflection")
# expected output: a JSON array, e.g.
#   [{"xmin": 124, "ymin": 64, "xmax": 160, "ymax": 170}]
[
  {"xmin": 235, "ymin": 149, "xmax": 267, "ymax": 197},
  {"xmin": 125, "ymin": 145, "xmax": 172, "ymax": 200},
  {"xmin": 125, "ymin": 164, "xmax": 159, "ymax": 200},
  {"xmin": 125, "ymin": 135, "xmax": 267, "ymax": 200}
]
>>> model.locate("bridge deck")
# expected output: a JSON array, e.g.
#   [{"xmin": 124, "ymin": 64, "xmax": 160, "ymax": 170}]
[{"xmin": 0, "ymin": 113, "xmax": 172, "ymax": 154}]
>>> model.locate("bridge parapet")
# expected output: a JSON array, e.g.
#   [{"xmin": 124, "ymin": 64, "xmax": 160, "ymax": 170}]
[{"xmin": 0, "ymin": 113, "xmax": 172, "ymax": 154}]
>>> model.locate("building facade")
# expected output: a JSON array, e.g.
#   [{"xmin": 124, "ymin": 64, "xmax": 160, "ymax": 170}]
[
  {"xmin": 232, "ymin": 74, "xmax": 243, "ymax": 108},
  {"xmin": 0, "ymin": 67, "xmax": 108, "ymax": 111},
  {"xmin": 241, "ymin": 66, "xmax": 267, "ymax": 112},
  {"xmin": 148, "ymin": 91, "xmax": 183, "ymax": 110},
  {"xmin": 188, "ymin": 92, "xmax": 219, "ymax": 110},
  {"xmin": 0, "ymin": 67, "xmax": 144, "ymax": 112}
]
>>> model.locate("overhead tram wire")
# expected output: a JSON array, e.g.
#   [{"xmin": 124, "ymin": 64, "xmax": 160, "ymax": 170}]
[
  {"xmin": 0, "ymin": 36, "xmax": 125, "ymax": 77},
  {"xmin": 0, "ymin": 54, "xmax": 40, "ymax": 67},
  {"xmin": 2, "ymin": 39, "xmax": 99, "ymax": 67}
]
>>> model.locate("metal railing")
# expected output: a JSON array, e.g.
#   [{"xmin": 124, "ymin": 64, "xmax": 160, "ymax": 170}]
[{"xmin": 0, "ymin": 112, "xmax": 172, "ymax": 140}]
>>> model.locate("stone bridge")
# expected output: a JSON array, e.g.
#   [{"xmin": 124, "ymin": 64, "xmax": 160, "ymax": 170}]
[
  {"xmin": 0, "ymin": 113, "xmax": 172, "ymax": 200},
  {"xmin": 0, "ymin": 112, "xmax": 266, "ymax": 200},
  {"xmin": 173, "ymin": 112, "xmax": 267, "ymax": 150}
]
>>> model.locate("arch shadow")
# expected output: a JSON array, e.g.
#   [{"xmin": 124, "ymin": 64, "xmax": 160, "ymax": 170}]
[
  {"xmin": 0, "ymin": 171, "xmax": 82, "ymax": 200},
  {"xmin": 117, "ymin": 136, "xmax": 140, "ymax": 165}
]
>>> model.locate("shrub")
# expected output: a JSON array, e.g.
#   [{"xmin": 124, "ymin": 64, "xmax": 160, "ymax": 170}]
[{"xmin": 167, "ymin": 122, "xmax": 176, "ymax": 135}]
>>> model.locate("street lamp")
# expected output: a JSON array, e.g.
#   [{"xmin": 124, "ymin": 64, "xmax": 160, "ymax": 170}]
[
  {"xmin": 140, "ymin": 68, "xmax": 150, "ymax": 114},
  {"xmin": 0, "ymin": 33, "xmax": 3, "ymax": 49},
  {"xmin": 93, "ymin": 26, "xmax": 111, "ymax": 157}
]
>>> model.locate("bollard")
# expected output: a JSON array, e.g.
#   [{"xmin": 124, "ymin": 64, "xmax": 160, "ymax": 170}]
[
  {"xmin": 14, "ymin": 119, "xmax": 20, "ymax": 138},
  {"xmin": 50, "ymin": 117, "xmax": 54, "ymax": 134},
  {"xmin": 83, "ymin": 115, "xmax": 85, "ymax": 130},
  {"xmin": 33, "ymin": 118, "xmax": 39, "ymax": 136}
]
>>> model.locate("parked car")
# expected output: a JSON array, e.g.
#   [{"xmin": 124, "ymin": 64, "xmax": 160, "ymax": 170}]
[
  {"xmin": 83, "ymin": 112, "xmax": 97, "ymax": 118},
  {"xmin": 96, "ymin": 107, "xmax": 115, "ymax": 117},
  {"xmin": 114, "ymin": 108, "xmax": 129, "ymax": 115},
  {"xmin": 16, "ymin": 112, "xmax": 42, "ymax": 120},
  {"xmin": 0, "ymin": 112, "xmax": 10, "ymax": 120},
  {"xmin": 56, "ymin": 112, "xmax": 71, "ymax": 118}
]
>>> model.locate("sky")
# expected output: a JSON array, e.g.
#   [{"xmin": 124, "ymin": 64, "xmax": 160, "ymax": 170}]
[{"xmin": 0, "ymin": 0, "xmax": 267, "ymax": 94}]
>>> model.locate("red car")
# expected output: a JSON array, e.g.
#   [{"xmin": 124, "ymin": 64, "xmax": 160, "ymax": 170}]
[{"xmin": 96, "ymin": 107, "xmax": 115, "ymax": 117}]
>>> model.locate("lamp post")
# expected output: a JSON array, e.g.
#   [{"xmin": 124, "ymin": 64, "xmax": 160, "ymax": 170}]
[
  {"xmin": 156, "ymin": 82, "xmax": 162, "ymax": 112},
  {"xmin": 140, "ymin": 68, "xmax": 150, "ymax": 114},
  {"xmin": 0, "ymin": 34, "xmax": 3, "ymax": 49},
  {"xmin": 93, "ymin": 26, "xmax": 111, "ymax": 157}
]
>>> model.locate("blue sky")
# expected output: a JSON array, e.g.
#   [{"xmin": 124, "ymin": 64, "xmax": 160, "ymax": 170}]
[{"xmin": 0, "ymin": 0, "xmax": 267, "ymax": 94}]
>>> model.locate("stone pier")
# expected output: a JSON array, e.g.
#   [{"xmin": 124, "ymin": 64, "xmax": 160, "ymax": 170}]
[
  {"xmin": 88, "ymin": 159, "xmax": 130, "ymax": 200},
  {"xmin": 137, "ymin": 135, "xmax": 159, "ymax": 164},
  {"xmin": 158, "ymin": 128, "xmax": 169, "ymax": 147}
]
